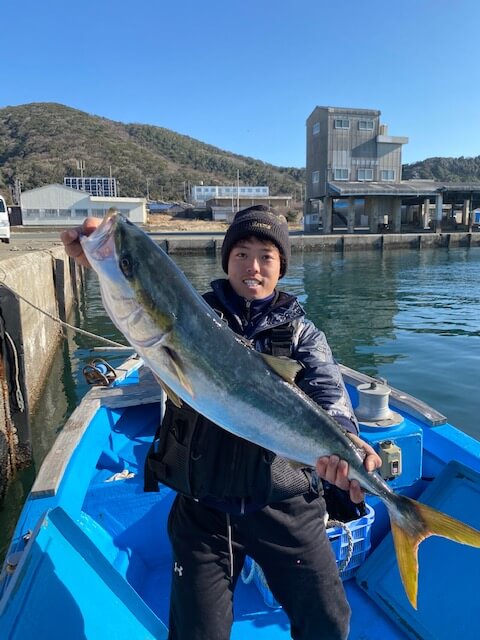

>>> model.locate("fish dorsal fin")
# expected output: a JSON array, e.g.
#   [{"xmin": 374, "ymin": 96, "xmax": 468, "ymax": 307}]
[
  {"xmin": 162, "ymin": 346, "xmax": 194, "ymax": 398},
  {"xmin": 260, "ymin": 354, "xmax": 303, "ymax": 384},
  {"xmin": 153, "ymin": 373, "xmax": 183, "ymax": 408}
]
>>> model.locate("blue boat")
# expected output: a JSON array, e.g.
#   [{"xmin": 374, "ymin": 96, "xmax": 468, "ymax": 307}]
[{"xmin": 1, "ymin": 355, "xmax": 480, "ymax": 639}]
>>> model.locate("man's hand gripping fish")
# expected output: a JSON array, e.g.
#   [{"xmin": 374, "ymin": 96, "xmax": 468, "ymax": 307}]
[{"xmin": 81, "ymin": 210, "xmax": 480, "ymax": 609}]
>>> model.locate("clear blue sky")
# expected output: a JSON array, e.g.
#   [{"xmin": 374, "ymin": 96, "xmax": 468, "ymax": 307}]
[{"xmin": 2, "ymin": 0, "xmax": 480, "ymax": 168}]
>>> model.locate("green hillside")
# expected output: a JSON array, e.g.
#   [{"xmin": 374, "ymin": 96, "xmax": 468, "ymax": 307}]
[
  {"xmin": 1, "ymin": 102, "xmax": 479, "ymax": 206},
  {"xmin": 402, "ymin": 156, "xmax": 480, "ymax": 183},
  {"xmin": 0, "ymin": 103, "xmax": 305, "ymax": 203}
]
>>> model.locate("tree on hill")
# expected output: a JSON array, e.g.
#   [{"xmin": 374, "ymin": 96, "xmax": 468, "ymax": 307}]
[
  {"xmin": 0, "ymin": 103, "xmax": 305, "ymax": 204},
  {"xmin": 402, "ymin": 156, "xmax": 480, "ymax": 183}
]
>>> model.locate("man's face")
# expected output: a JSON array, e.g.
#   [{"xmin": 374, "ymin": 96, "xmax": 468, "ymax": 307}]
[{"xmin": 227, "ymin": 236, "xmax": 281, "ymax": 300}]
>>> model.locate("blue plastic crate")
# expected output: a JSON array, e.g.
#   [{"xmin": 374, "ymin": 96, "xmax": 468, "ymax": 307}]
[
  {"xmin": 243, "ymin": 503, "xmax": 375, "ymax": 608},
  {"xmin": 327, "ymin": 503, "xmax": 375, "ymax": 581}
]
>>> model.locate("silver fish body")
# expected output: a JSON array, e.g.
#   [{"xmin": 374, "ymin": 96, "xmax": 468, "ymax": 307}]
[
  {"xmin": 81, "ymin": 214, "xmax": 371, "ymax": 475},
  {"xmin": 81, "ymin": 212, "xmax": 480, "ymax": 609}
]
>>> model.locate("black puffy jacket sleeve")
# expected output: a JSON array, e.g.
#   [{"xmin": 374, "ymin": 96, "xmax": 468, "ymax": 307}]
[{"xmin": 292, "ymin": 318, "xmax": 359, "ymax": 435}]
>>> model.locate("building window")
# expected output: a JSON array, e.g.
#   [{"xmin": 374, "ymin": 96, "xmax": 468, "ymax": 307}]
[
  {"xmin": 312, "ymin": 171, "xmax": 320, "ymax": 184},
  {"xmin": 334, "ymin": 118, "xmax": 350, "ymax": 129},
  {"xmin": 358, "ymin": 169, "xmax": 373, "ymax": 181},
  {"xmin": 74, "ymin": 209, "xmax": 88, "ymax": 217},
  {"xmin": 380, "ymin": 169, "xmax": 395, "ymax": 181},
  {"xmin": 334, "ymin": 168, "xmax": 349, "ymax": 180},
  {"xmin": 312, "ymin": 122, "xmax": 320, "ymax": 135},
  {"xmin": 358, "ymin": 120, "xmax": 374, "ymax": 131}
]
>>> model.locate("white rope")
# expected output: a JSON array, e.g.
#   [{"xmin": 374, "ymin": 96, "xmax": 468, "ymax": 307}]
[
  {"xmin": 226, "ymin": 513, "xmax": 234, "ymax": 580},
  {"xmin": 0, "ymin": 272, "xmax": 127, "ymax": 350},
  {"xmin": 326, "ymin": 519, "xmax": 355, "ymax": 574},
  {"xmin": 4, "ymin": 330, "xmax": 25, "ymax": 411}
]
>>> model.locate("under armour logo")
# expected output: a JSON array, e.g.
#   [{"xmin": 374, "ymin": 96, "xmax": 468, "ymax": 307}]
[{"xmin": 174, "ymin": 562, "xmax": 184, "ymax": 577}]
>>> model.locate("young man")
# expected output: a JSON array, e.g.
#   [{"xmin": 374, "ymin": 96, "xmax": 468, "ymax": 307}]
[{"xmin": 61, "ymin": 206, "xmax": 381, "ymax": 640}]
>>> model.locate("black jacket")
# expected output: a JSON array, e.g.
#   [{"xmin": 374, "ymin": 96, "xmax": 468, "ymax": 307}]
[
  {"xmin": 146, "ymin": 279, "xmax": 359, "ymax": 514},
  {"xmin": 206, "ymin": 279, "xmax": 358, "ymax": 435}
]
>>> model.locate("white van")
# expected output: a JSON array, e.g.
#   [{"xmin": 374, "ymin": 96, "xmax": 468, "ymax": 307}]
[{"xmin": 0, "ymin": 195, "xmax": 10, "ymax": 243}]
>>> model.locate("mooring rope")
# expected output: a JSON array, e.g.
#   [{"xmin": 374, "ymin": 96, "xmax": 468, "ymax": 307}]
[
  {"xmin": 0, "ymin": 267, "xmax": 127, "ymax": 350},
  {"xmin": 326, "ymin": 519, "xmax": 355, "ymax": 573},
  {"xmin": 4, "ymin": 330, "xmax": 25, "ymax": 412}
]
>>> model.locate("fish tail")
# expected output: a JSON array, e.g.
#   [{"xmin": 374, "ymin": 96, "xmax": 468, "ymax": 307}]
[{"xmin": 388, "ymin": 494, "xmax": 480, "ymax": 609}]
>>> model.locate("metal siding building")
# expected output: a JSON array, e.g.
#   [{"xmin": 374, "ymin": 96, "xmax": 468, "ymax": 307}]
[
  {"xmin": 306, "ymin": 106, "xmax": 408, "ymax": 202},
  {"xmin": 305, "ymin": 106, "xmax": 409, "ymax": 232},
  {"xmin": 20, "ymin": 184, "xmax": 147, "ymax": 225}
]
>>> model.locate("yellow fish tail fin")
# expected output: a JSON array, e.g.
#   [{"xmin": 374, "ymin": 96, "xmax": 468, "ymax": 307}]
[{"xmin": 389, "ymin": 496, "xmax": 480, "ymax": 609}]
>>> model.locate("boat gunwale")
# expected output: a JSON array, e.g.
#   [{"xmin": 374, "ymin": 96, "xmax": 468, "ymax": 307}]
[{"xmin": 30, "ymin": 357, "xmax": 162, "ymax": 498}]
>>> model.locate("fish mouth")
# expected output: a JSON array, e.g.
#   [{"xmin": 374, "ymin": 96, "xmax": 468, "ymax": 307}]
[{"xmin": 81, "ymin": 209, "xmax": 118, "ymax": 262}]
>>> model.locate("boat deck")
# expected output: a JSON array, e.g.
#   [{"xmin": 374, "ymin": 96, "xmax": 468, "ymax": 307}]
[
  {"xmin": 57, "ymin": 388, "xmax": 400, "ymax": 639},
  {"xmin": 3, "ymin": 360, "xmax": 480, "ymax": 639}
]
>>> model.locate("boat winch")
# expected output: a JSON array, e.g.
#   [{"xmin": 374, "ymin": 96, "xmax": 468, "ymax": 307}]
[
  {"xmin": 355, "ymin": 380, "xmax": 402, "ymax": 428},
  {"xmin": 355, "ymin": 380, "xmax": 411, "ymax": 484}
]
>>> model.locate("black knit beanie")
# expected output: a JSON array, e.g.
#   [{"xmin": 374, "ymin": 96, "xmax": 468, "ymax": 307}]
[{"xmin": 221, "ymin": 205, "xmax": 290, "ymax": 278}]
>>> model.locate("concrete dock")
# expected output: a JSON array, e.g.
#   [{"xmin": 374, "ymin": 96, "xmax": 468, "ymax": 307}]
[{"xmin": 0, "ymin": 243, "xmax": 83, "ymax": 497}]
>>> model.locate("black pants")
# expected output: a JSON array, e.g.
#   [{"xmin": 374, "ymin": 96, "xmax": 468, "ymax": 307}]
[{"xmin": 167, "ymin": 493, "xmax": 351, "ymax": 640}]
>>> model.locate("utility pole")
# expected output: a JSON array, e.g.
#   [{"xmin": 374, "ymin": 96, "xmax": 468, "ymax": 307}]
[
  {"xmin": 12, "ymin": 178, "xmax": 22, "ymax": 205},
  {"xmin": 76, "ymin": 160, "xmax": 85, "ymax": 178},
  {"xmin": 236, "ymin": 169, "xmax": 240, "ymax": 213}
]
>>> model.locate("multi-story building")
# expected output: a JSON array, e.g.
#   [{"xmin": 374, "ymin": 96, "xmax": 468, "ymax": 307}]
[{"xmin": 305, "ymin": 106, "xmax": 408, "ymax": 232}]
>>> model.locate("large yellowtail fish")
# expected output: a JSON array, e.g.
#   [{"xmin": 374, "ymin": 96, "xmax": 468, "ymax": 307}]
[{"xmin": 81, "ymin": 211, "xmax": 480, "ymax": 609}]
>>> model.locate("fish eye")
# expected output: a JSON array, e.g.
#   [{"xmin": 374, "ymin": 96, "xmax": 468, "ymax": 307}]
[{"xmin": 119, "ymin": 253, "xmax": 134, "ymax": 278}]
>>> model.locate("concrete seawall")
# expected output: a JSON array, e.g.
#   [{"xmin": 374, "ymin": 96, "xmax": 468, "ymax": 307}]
[
  {"xmin": 0, "ymin": 247, "xmax": 82, "ymax": 497},
  {"xmin": 154, "ymin": 230, "xmax": 480, "ymax": 254}
]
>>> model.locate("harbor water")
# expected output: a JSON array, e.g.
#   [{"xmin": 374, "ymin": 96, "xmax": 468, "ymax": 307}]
[{"xmin": 1, "ymin": 245, "xmax": 480, "ymax": 560}]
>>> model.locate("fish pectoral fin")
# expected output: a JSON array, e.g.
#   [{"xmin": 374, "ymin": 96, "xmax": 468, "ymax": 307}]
[
  {"xmin": 153, "ymin": 373, "xmax": 183, "ymax": 408},
  {"xmin": 162, "ymin": 346, "xmax": 194, "ymax": 398},
  {"xmin": 260, "ymin": 354, "xmax": 303, "ymax": 384},
  {"xmin": 389, "ymin": 496, "xmax": 480, "ymax": 609}
]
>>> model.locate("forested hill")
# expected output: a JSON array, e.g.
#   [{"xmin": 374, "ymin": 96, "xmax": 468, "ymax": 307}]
[
  {"xmin": 1, "ymin": 103, "xmax": 479, "ymax": 204},
  {"xmin": 402, "ymin": 156, "xmax": 480, "ymax": 183},
  {"xmin": 0, "ymin": 103, "xmax": 305, "ymax": 202}
]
